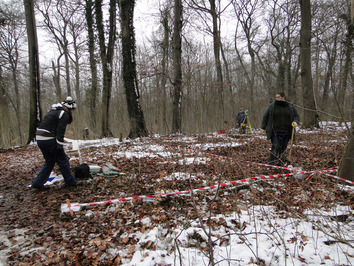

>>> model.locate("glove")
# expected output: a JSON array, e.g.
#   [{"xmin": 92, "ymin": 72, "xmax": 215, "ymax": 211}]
[{"xmin": 292, "ymin": 122, "xmax": 297, "ymax": 127}]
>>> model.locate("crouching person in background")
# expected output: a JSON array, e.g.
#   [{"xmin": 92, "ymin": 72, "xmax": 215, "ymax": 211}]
[{"xmin": 32, "ymin": 97, "xmax": 77, "ymax": 189}]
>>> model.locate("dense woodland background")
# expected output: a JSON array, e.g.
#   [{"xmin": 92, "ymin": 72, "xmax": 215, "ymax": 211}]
[{"xmin": 0, "ymin": 0, "xmax": 353, "ymax": 148}]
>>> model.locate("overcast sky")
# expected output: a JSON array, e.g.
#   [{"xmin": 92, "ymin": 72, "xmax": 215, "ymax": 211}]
[{"xmin": 0, "ymin": 0, "xmax": 238, "ymax": 63}]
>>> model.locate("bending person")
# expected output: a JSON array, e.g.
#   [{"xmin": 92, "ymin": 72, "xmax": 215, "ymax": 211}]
[{"xmin": 32, "ymin": 96, "xmax": 77, "ymax": 189}]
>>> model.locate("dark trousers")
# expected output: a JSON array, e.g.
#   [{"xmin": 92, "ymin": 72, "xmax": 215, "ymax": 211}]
[
  {"xmin": 32, "ymin": 139, "xmax": 77, "ymax": 188},
  {"xmin": 269, "ymin": 133, "xmax": 290, "ymax": 165}
]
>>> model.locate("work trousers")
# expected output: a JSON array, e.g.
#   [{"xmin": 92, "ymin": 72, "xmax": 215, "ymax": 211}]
[
  {"xmin": 32, "ymin": 139, "xmax": 77, "ymax": 188},
  {"xmin": 269, "ymin": 133, "xmax": 290, "ymax": 165}
]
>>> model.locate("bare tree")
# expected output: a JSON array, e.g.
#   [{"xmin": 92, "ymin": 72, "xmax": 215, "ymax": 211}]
[
  {"xmin": 67, "ymin": 2, "xmax": 86, "ymax": 108},
  {"xmin": 0, "ymin": 66, "xmax": 7, "ymax": 147},
  {"xmin": 172, "ymin": 0, "xmax": 183, "ymax": 133},
  {"xmin": 159, "ymin": 4, "xmax": 171, "ymax": 133},
  {"xmin": 118, "ymin": 0, "xmax": 148, "ymax": 138},
  {"xmin": 37, "ymin": 0, "xmax": 79, "ymax": 96},
  {"xmin": 23, "ymin": 0, "xmax": 41, "ymax": 144},
  {"xmin": 316, "ymin": 22, "xmax": 340, "ymax": 119},
  {"xmin": 266, "ymin": 0, "xmax": 300, "ymax": 101},
  {"xmin": 338, "ymin": 0, "xmax": 353, "ymax": 180},
  {"xmin": 0, "ymin": 0, "xmax": 352, "ymax": 148},
  {"xmin": 85, "ymin": 0, "xmax": 98, "ymax": 131},
  {"xmin": 351, "ymin": 0, "xmax": 354, "ymax": 122},
  {"xmin": 233, "ymin": 0, "xmax": 263, "ymax": 117},
  {"xmin": 0, "ymin": 0, "xmax": 27, "ymax": 143},
  {"xmin": 51, "ymin": 54, "xmax": 63, "ymax": 102},
  {"xmin": 337, "ymin": 5, "xmax": 353, "ymax": 121},
  {"xmin": 187, "ymin": 0, "xmax": 233, "ymax": 125},
  {"xmin": 95, "ymin": 0, "xmax": 116, "ymax": 137},
  {"xmin": 338, "ymin": 124, "xmax": 354, "ymax": 181},
  {"xmin": 299, "ymin": 0, "xmax": 318, "ymax": 128}
]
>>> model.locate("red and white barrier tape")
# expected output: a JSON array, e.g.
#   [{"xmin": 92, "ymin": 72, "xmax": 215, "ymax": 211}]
[
  {"xmin": 62, "ymin": 172, "xmax": 294, "ymax": 213},
  {"xmin": 61, "ymin": 168, "xmax": 338, "ymax": 214},
  {"xmin": 61, "ymin": 136, "xmax": 352, "ymax": 214},
  {"xmin": 321, "ymin": 171, "xmax": 354, "ymax": 186}
]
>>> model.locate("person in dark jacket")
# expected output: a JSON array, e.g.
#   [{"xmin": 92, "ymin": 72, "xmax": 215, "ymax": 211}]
[
  {"xmin": 31, "ymin": 97, "xmax": 77, "ymax": 189},
  {"xmin": 239, "ymin": 109, "xmax": 249, "ymax": 134},
  {"xmin": 261, "ymin": 92, "xmax": 300, "ymax": 165},
  {"xmin": 236, "ymin": 109, "xmax": 245, "ymax": 128}
]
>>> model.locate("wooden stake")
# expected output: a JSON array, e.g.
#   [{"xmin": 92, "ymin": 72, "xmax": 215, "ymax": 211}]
[
  {"xmin": 66, "ymin": 199, "xmax": 74, "ymax": 216},
  {"xmin": 288, "ymin": 125, "xmax": 296, "ymax": 161}
]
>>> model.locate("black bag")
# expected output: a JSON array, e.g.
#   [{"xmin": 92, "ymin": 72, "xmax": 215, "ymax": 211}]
[{"xmin": 74, "ymin": 163, "xmax": 92, "ymax": 180}]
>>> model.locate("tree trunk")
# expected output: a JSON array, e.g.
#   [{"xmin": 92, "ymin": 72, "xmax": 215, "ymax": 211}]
[
  {"xmin": 338, "ymin": 1, "xmax": 354, "ymax": 180},
  {"xmin": 0, "ymin": 66, "xmax": 7, "ymax": 147},
  {"xmin": 85, "ymin": 0, "xmax": 98, "ymax": 131},
  {"xmin": 52, "ymin": 54, "xmax": 63, "ymax": 102},
  {"xmin": 269, "ymin": 18, "xmax": 285, "ymax": 95},
  {"xmin": 72, "ymin": 34, "xmax": 81, "ymax": 108},
  {"xmin": 299, "ymin": 0, "xmax": 318, "ymax": 128},
  {"xmin": 351, "ymin": 0, "xmax": 354, "ymax": 122},
  {"xmin": 118, "ymin": 0, "xmax": 148, "ymax": 138},
  {"xmin": 160, "ymin": 6, "xmax": 170, "ymax": 133},
  {"xmin": 321, "ymin": 45, "xmax": 337, "ymax": 120},
  {"xmin": 24, "ymin": 0, "xmax": 41, "ymax": 144},
  {"xmin": 248, "ymin": 43, "xmax": 256, "ymax": 118},
  {"xmin": 286, "ymin": 36, "xmax": 296, "ymax": 102},
  {"xmin": 338, "ymin": 124, "xmax": 354, "ymax": 181},
  {"xmin": 64, "ymin": 46, "xmax": 71, "ymax": 96},
  {"xmin": 233, "ymin": 0, "xmax": 258, "ymax": 119},
  {"xmin": 95, "ymin": 0, "xmax": 116, "ymax": 137},
  {"xmin": 11, "ymin": 58, "xmax": 23, "ymax": 143},
  {"xmin": 338, "ymin": 11, "xmax": 353, "ymax": 121},
  {"xmin": 172, "ymin": 0, "xmax": 183, "ymax": 133},
  {"xmin": 321, "ymin": 63, "xmax": 331, "ymax": 119},
  {"xmin": 209, "ymin": 0, "xmax": 224, "ymax": 124}
]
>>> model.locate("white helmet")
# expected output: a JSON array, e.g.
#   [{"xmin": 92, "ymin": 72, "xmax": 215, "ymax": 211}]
[{"xmin": 62, "ymin": 96, "xmax": 76, "ymax": 109}]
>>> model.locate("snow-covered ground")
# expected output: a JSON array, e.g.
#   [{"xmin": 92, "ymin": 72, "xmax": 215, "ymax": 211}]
[
  {"xmin": 59, "ymin": 127, "xmax": 353, "ymax": 266},
  {"xmin": 1, "ymin": 123, "xmax": 353, "ymax": 265}
]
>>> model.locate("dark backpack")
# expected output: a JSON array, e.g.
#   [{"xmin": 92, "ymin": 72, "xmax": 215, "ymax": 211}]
[{"xmin": 74, "ymin": 163, "xmax": 91, "ymax": 180}]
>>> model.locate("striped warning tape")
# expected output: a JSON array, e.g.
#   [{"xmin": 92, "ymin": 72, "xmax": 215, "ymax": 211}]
[
  {"xmin": 61, "ymin": 136, "xmax": 352, "ymax": 214},
  {"xmin": 61, "ymin": 168, "xmax": 337, "ymax": 214},
  {"xmin": 61, "ymin": 172, "xmax": 293, "ymax": 213},
  {"xmin": 321, "ymin": 171, "xmax": 354, "ymax": 186}
]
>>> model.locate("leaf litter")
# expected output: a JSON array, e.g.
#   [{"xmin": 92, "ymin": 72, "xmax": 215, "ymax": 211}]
[{"xmin": 0, "ymin": 125, "xmax": 353, "ymax": 265}]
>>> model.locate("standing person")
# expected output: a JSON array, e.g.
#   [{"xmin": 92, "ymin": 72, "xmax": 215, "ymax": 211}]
[
  {"xmin": 236, "ymin": 108, "xmax": 245, "ymax": 128},
  {"xmin": 31, "ymin": 96, "xmax": 77, "ymax": 189},
  {"xmin": 261, "ymin": 92, "xmax": 300, "ymax": 165},
  {"xmin": 239, "ymin": 109, "xmax": 249, "ymax": 134}
]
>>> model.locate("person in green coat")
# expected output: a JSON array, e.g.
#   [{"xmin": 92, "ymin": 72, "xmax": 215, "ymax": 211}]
[{"xmin": 261, "ymin": 92, "xmax": 300, "ymax": 166}]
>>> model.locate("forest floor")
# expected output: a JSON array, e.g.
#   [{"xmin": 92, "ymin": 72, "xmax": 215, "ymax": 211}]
[{"xmin": 0, "ymin": 124, "xmax": 353, "ymax": 265}]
